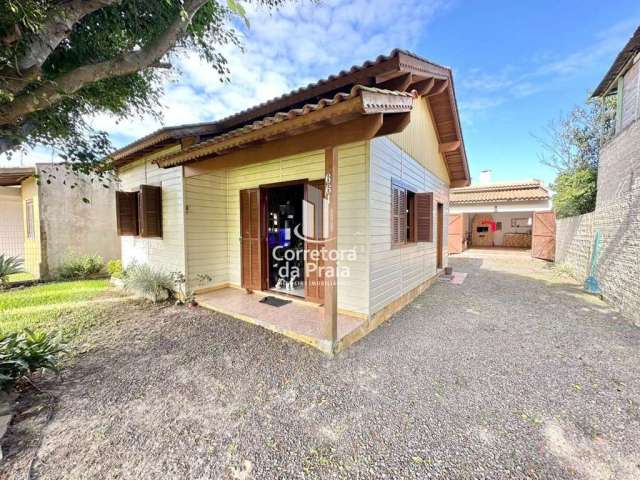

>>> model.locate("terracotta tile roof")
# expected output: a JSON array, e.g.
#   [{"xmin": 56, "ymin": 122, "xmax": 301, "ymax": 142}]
[
  {"xmin": 110, "ymin": 123, "xmax": 220, "ymax": 163},
  {"xmin": 211, "ymin": 49, "xmax": 445, "ymax": 127},
  {"xmin": 110, "ymin": 50, "xmax": 435, "ymax": 163},
  {"xmin": 450, "ymin": 181, "xmax": 550, "ymax": 204},
  {"xmin": 592, "ymin": 26, "xmax": 640, "ymax": 97},
  {"xmin": 157, "ymin": 85, "xmax": 415, "ymax": 167},
  {"xmin": 110, "ymin": 48, "xmax": 470, "ymax": 185}
]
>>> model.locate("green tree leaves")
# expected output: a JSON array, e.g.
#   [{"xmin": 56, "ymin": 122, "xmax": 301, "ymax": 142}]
[
  {"xmin": 537, "ymin": 97, "xmax": 615, "ymax": 218},
  {"xmin": 0, "ymin": 1, "xmax": 284, "ymax": 179},
  {"xmin": 551, "ymin": 168, "xmax": 598, "ymax": 219}
]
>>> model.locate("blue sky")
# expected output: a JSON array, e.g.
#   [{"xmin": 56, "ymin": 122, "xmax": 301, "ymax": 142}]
[{"xmin": 4, "ymin": 0, "xmax": 640, "ymax": 187}]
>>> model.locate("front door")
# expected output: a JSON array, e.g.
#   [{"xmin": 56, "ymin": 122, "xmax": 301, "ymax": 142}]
[{"xmin": 240, "ymin": 188, "xmax": 265, "ymax": 291}]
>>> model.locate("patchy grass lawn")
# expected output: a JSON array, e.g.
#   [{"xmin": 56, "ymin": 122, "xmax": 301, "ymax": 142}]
[{"xmin": 0, "ymin": 279, "xmax": 117, "ymax": 337}]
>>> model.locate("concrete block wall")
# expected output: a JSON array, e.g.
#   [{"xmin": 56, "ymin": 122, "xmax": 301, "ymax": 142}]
[
  {"xmin": 556, "ymin": 120, "xmax": 640, "ymax": 326},
  {"xmin": 556, "ymin": 212, "xmax": 595, "ymax": 281},
  {"xmin": 597, "ymin": 120, "xmax": 640, "ymax": 209},
  {"xmin": 37, "ymin": 164, "xmax": 121, "ymax": 278}
]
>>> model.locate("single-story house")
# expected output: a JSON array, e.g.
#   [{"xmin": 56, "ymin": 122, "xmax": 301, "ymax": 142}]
[
  {"xmin": 0, "ymin": 164, "xmax": 120, "ymax": 279},
  {"xmin": 110, "ymin": 49, "xmax": 471, "ymax": 354},
  {"xmin": 448, "ymin": 171, "xmax": 553, "ymax": 256}
]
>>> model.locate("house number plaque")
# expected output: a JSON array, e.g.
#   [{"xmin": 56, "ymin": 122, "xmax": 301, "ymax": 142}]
[{"xmin": 324, "ymin": 173, "xmax": 332, "ymax": 199}]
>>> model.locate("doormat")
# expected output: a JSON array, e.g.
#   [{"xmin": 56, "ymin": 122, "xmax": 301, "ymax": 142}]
[
  {"xmin": 259, "ymin": 296, "xmax": 292, "ymax": 307},
  {"xmin": 439, "ymin": 272, "xmax": 467, "ymax": 285}
]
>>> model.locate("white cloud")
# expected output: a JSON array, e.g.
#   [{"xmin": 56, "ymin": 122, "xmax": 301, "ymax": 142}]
[
  {"xmin": 2, "ymin": 0, "xmax": 452, "ymax": 167},
  {"xmin": 96, "ymin": 0, "xmax": 451, "ymax": 148}
]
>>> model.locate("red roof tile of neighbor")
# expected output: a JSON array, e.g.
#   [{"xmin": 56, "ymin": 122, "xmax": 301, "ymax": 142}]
[
  {"xmin": 450, "ymin": 181, "xmax": 551, "ymax": 204},
  {"xmin": 592, "ymin": 26, "xmax": 640, "ymax": 97},
  {"xmin": 109, "ymin": 49, "xmax": 470, "ymax": 185}
]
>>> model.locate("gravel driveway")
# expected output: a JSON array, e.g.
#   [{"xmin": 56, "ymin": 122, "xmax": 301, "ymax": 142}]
[{"xmin": 2, "ymin": 254, "xmax": 639, "ymax": 479}]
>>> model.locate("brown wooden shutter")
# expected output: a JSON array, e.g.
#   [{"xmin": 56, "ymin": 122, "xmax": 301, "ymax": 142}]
[
  {"xmin": 116, "ymin": 191, "xmax": 139, "ymax": 236},
  {"xmin": 415, "ymin": 192, "xmax": 433, "ymax": 242},
  {"xmin": 391, "ymin": 183, "xmax": 409, "ymax": 245},
  {"xmin": 398, "ymin": 188, "xmax": 407, "ymax": 244},
  {"xmin": 391, "ymin": 185, "xmax": 400, "ymax": 244},
  {"xmin": 138, "ymin": 185, "xmax": 162, "ymax": 238},
  {"xmin": 240, "ymin": 188, "xmax": 263, "ymax": 290}
]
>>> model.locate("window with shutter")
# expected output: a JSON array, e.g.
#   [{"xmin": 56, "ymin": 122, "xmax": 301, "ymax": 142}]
[
  {"xmin": 115, "ymin": 191, "xmax": 139, "ymax": 236},
  {"xmin": 415, "ymin": 192, "xmax": 434, "ymax": 242},
  {"xmin": 138, "ymin": 185, "xmax": 162, "ymax": 238},
  {"xmin": 391, "ymin": 180, "xmax": 415, "ymax": 246},
  {"xmin": 391, "ymin": 184, "xmax": 401, "ymax": 245}
]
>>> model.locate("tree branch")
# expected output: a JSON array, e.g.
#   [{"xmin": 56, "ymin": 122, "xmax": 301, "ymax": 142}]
[
  {"xmin": 18, "ymin": 0, "xmax": 121, "ymax": 73},
  {"xmin": 1, "ymin": 1, "xmax": 121, "ymax": 95},
  {"xmin": 0, "ymin": 0, "xmax": 209, "ymax": 126}
]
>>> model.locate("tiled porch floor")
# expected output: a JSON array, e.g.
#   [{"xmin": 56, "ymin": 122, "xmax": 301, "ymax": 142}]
[{"xmin": 196, "ymin": 288, "xmax": 365, "ymax": 353}]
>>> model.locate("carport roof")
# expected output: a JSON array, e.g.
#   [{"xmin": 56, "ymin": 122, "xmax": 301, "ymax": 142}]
[{"xmin": 450, "ymin": 180, "xmax": 550, "ymax": 204}]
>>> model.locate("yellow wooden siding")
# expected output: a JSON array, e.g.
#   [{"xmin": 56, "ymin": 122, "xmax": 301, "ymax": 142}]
[
  {"xmin": 118, "ymin": 150, "xmax": 186, "ymax": 274},
  {"xmin": 20, "ymin": 177, "xmax": 41, "ymax": 278},
  {"xmin": 184, "ymin": 142, "xmax": 370, "ymax": 315},
  {"xmin": 368, "ymin": 137, "xmax": 449, "ymax": 315},
  {"xmin": 184, "ymin": 170, "xmax": 228, "ymax": 288},
  {"xmin": 387, "ymin": 97, "xmax": 450, "ymax": 185}
]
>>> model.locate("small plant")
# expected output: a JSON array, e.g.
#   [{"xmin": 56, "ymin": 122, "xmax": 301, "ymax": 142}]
[
  {"xmin": 124, "ymin": 263, "xmax": 174, "ymax": 302},
  {"xmin": 171, "ymin": 272, "xmax": 212, "ymax": 307},
  {"xmin": 171, "ymin": 272, "xmax": 191, "ymax": 306},
  {"xmin": 0, "ymin": 254, "xmax": 25, "ymax": 288},
  {"xmin": 0, "ymin": 329, "xmax": 66, "ymax": 391},
  {"xmin": 107, "ymin": 259, "xmax": 124, "ymax": 279},
  {"xmin": 58, "ymin": 254, "xmax": 104, "ymax": 280}
]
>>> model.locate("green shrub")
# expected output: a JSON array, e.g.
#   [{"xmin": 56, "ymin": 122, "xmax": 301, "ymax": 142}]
[
  {"xmin": 124, "ymin": 263, "xmax": 174, "ymax": 302},
  {"xmin": 107, "ymin": 259, "xmax": 124, "ymax": 278},
  {"xmin": 58, "ymin": 254, "xmax": 104, "ymax": 280},
  {"xmin": 0, "ymin": 254, "xmax": 25, "ymax": 287},
  {"xmin": 0, "ymin": 329, "xmax": 66, "ymax": 391}
]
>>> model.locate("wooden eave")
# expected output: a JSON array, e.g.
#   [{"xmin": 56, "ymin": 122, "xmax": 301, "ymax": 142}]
[
  {"xmin": 157, "ymin": 86, "xmax": 415, "ymax": 168},
  {"xmin": 592, "ymin": 26, "xmax": 640, "ymax": 98},
  {"xmin": 0, "ymin": 167, "xmax": 35, "ymax": 186}
]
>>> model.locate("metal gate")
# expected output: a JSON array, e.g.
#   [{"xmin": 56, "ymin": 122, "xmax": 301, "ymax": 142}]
[{"xmin": 531, "ymin": 211, "xmax": 556, "ymax": 261}]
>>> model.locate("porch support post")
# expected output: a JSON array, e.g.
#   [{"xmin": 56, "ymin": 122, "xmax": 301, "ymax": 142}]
[{"xmin": 323, "ymin": 146, "xmax": 338, "ymax": 345}]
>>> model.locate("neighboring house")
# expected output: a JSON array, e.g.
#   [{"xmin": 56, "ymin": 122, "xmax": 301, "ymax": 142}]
[
  {"xmin": 0, "ymin": 164, "xmax": 120, "ymax": 279},
  {"xmin": 110, "ymin": 49, "xmax": 471, "ymax": 354},
  {"xmin": 448, "ymin": 170, "xmax": 552, "ymax": 253},
  {"xmin": 556, "ymin": 26, "xmax": 640, "ymax": 325},
  {"xmin": 0, "ymin": 185, "xmax": 24, "ymax": 258}
]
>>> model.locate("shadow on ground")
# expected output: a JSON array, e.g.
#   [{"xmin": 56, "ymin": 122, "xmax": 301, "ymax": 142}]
[{"xmin": 1, "ymin": 255, "xmax": 639, "ymax": 479}]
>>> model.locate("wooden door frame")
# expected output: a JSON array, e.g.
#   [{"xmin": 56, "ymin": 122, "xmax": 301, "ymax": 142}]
[
  {"xmin": 436, "ymin": 202, "xmax": 444, "ymax": 269},
  {"xmin": 302, "ymin": 178, "xmax": 324, "ymax": 305},
  {"xmin": 255, "ymin": 178, "xmax": 317, "ymax": 300}
]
